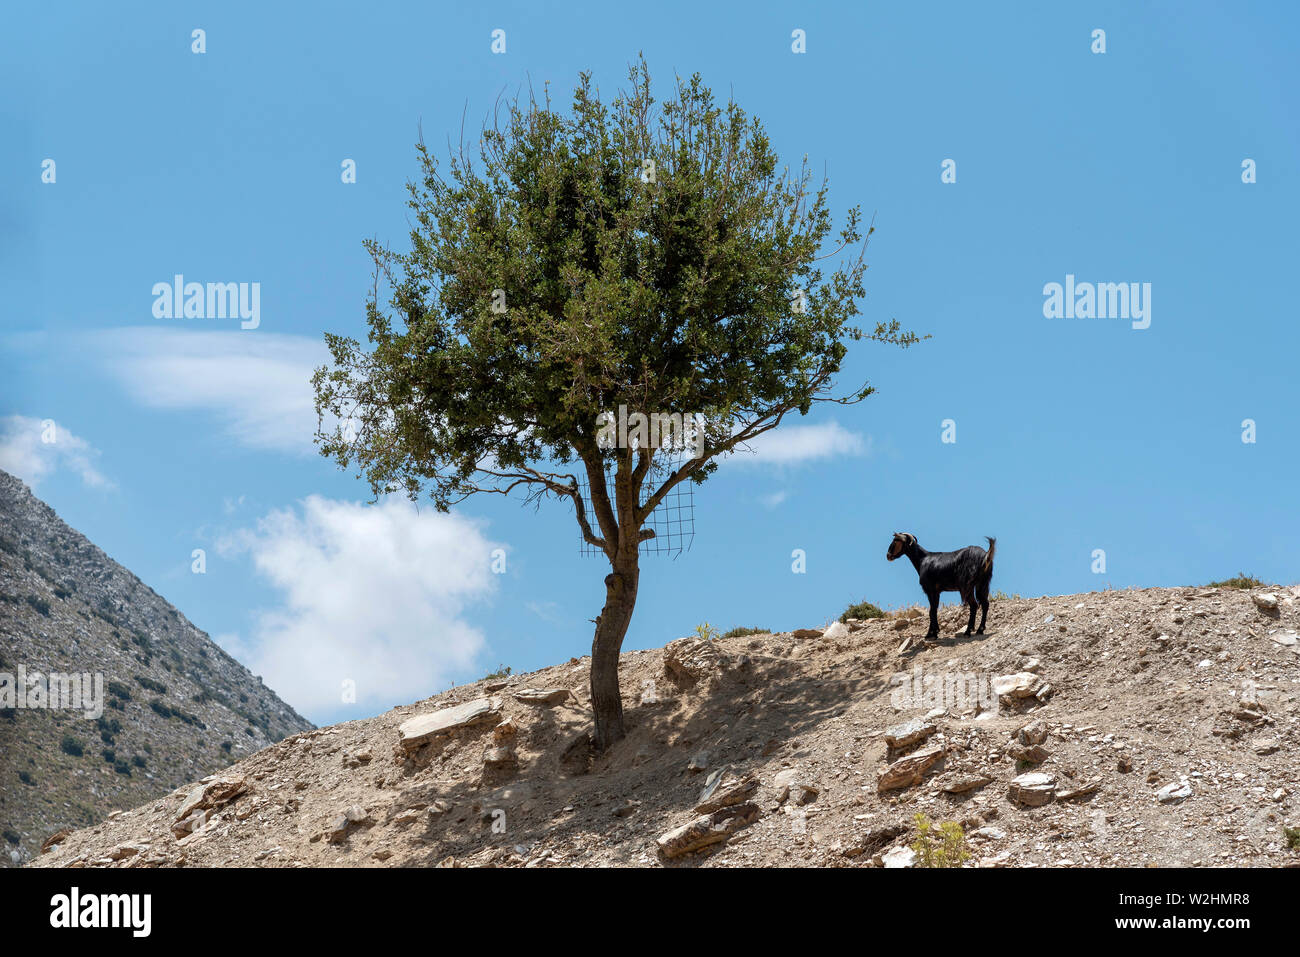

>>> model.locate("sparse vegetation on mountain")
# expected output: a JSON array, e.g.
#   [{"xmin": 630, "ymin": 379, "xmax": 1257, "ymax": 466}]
[{"xmin": 0, "ymin": 469, "xmax": 312, "ymax": 866}]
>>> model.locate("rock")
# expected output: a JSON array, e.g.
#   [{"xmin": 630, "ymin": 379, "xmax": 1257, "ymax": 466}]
[
  {"xmin": 1253, "ymin": 738, "xmax": 1281, "ymax": 756},
  {"xmin": 878, "ymin": 746, "xmax": 944, "ymax": 792},
  {"xmin": 40, "ymin": 828, "xmax": 72, "ymax": 854},
  {"xmin": 171, "ymin": 809, "xmax": 211, "ymax": 839},
  {"xmin": 175, "ymin": 774, "xmax": 248, "ymax": 822},
  {"xmin": 1157, "ymin": 780, "xmax": 1193, "ymax": 804},
  {"xmin": 342, "ymin": 749, "xmax": 373, "ymax": 768},
  {"xmin": 822, "ymin": 621, "xmax": 850, "ymax": 641},
  {"xmin": 882, "ymin": 846, "xmax": 916, "ymax": 868},
  {"xmin": 992, "ymin": 672, "xmax": 1043, "ymax": 699},
  {"xmin": 1016, "ymin": 719, "xmax": 1048, "ymax": 746},
  {"xmin": 1268, "ymin": 631, "xmax": 1297, "ymax": 647},
  {"xmin": 492, "ymin": 718, "xmax": 518, "ymax": 742},
  {"xmin": 324, "ymin": 814, "xmax": 351, "ymax": 843},
  {"xmin": 484, "ymin": 680, "xmax": 510, "ymax": 692},
  {"xmin": 843, "ymin": 823, "xmax": 908, "ymax": 858},
  {"xmin": 687, "ymin": 751, "xmax": 710, "ymax": 773},
  {"xmin": 108, "ymin": 843, "xmax": 144, "ymax": 861},
  {"xmin": 397, "ymin": 697, "xmax": 502, "ymax": 750},
  {"xmin": 770, "ymin": 768, "xmax": 819, "ymax": 806},
  {"xmin": 1253, "ymin": 592, "xmax": 1280, "ymax": 613},
  {"xmin": 325, "ymin": 805, "xmax": 371, "ymax": 844},
  {"xmin": 695, "ymin": 773, "xmax": 759, "ymax": 813},
  {"xmin": 1008, "ymin": 772, "xmax": 1056, "ymax": 806},
  {"xmin": 656, "ymin": 802, "xmax": 760, "ymax": 859},
  {"xmin": 513, "ymin": 688, "xmax": 571, "ymax": 706},
  {"xmin": 662, "ymin": 637, "xmax": 720, "ymax": 684},
  {"xmin": 483, "ymin": 746, "xmax": 517, "ymax": 767},
  {"xmin": 971, "ymin": 826, "xmax": 1006, "ymax": 841},
  {"xmin": 883, "ymin": 718, "xmax": 937, "ymax": 751},
  {"xmin": 1006, "ymin": 742, "xmax": 1051, "ymax": 764},
  {"xmin": 1056, "ymin": 779, "xmax": 1103, "ymax": 802},
  {"xmin": 613, "ymin": 799, "xmax": 640, "ymax": 818},
  {"xmin": 932, "ymin": 771, "xmax": 993, "ymax": 794},
  {"xmin": 790, "ymin": 628, "xmax": 822, "ymax": 639}
]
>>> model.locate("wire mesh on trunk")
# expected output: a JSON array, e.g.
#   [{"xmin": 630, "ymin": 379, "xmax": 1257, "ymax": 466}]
[{"xmin": 575, "ymin": 453, "xmax": 695, "ymax": 559}]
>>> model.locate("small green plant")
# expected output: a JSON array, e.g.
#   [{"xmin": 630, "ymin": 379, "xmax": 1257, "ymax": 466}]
[
  {"xmin": 59, "ymin": 734, "xmax": 84, "ymax": 757},
  {"xmin": 483, "ymin": 663, "xmax": 512, "ymax": 680},
  {"xmin": 24, "ymin": 594, "xmax": 51, "ymax": 616},
  {"xmin": 721, "ymin": 626, "xmax": 769, "ymax": 639},
  {"xmin": 991, "ymin": 590, "xmax": 1022, "ymax": 601},
  {"xmin": 840, "ymin": 600, "xmax": 885, "ymax": 623},
  {"xmin": 1284, "ymin": 826, "xmax": 1300, "ymax": 850},
  {"xmin": 1207, "ymin": 573, "xmax": 1265, "ymax": 590},
  {"xmin": 694, "ymin": 622, "xmax": 720, "ymax": 641},
  {"xmin": 910, "ymin": 813, "xmax": 970, "ymax": 868}
]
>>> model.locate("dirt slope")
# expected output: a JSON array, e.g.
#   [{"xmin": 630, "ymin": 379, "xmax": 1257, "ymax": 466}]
[{"xmin": 29, "ymin": 584, "xmax": 1300, "ymax": 868}]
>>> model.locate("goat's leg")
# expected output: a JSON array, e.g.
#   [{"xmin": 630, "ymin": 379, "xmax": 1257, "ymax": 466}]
[
  {"xmin": 976, "ymin": 582, "xmax": 990, "ymax": 634},
  {"xmin": 925, "ymin": 590, "xmax": 940, "ymax": 638},
  {"xmin": 963, "ymin": 591, "xmax": 977, "ymax": 635}
]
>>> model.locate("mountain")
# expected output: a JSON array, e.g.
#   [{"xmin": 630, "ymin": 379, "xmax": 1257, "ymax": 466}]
[
  {"xmin": 0, "ymin": 470, "xmax": 311, "ymax": 866},
  {"xmin": 27, "ymin": 581, "xmax": 1300, "ymax": 868}
]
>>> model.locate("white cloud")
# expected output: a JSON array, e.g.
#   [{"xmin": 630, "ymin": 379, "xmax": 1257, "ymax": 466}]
[
  {"xmin": 759, "ymin": 490, "xmax": 789, "ymax": 508},
  {"xmin": 0, "ymin": 415, "xmax": 112, "ymax": 489},
  {"xmin": 93, "ymin": 327, "xmax": 330, "ymax": 453},
  {"xmin": 726, "ymin": 421, "xmax": 870, "ymax": 467},
  {"xmin": 217, "ymin": 495, "xmax": 501, "ymax": 720}
]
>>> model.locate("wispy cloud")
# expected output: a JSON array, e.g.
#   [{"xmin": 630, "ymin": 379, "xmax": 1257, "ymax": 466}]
[
  {"xmin": 726, "ymin": 421, "xmax": 870, "ymax": 467},
  {"xmin": 216, "ymin": 495, "xmax": 501, "ymax": 720},
  {"xmin": 92, "ymin": 327, "xmax": 329, "ymax": 454},
  {"xmin": 0, "ymin": 415, "xmax": 112, "ymax": 489}
]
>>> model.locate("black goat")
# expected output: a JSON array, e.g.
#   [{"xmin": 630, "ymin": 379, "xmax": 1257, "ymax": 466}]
[{"xmin": 886, "ymin": 532, "xmax": 996, "ymax": 638}]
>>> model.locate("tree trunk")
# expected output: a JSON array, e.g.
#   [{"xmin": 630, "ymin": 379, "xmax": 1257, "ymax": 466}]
[{"xmin": 590, "ymin": 557, "xmax": 640, "ymax": 753}]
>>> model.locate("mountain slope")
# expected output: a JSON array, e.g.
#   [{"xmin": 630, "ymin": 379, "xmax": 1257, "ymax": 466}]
[
  {"xmin": 0, "ymin": 470, "xmax": 311, "ymax": 865},
  {"xmin": 28, "ymin": 581, "xmax": 1300, "ymax": 868}
]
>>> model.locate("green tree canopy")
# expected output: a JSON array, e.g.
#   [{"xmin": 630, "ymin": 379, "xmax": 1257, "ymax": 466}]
[{"xmin": 313, "ymin": 58, "xmax": 920, "ymax": 750}]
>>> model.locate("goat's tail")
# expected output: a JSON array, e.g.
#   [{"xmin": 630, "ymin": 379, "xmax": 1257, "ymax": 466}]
[{"xmin": 982, "ymin": 537, "xmax": 996, "ymax": 575}]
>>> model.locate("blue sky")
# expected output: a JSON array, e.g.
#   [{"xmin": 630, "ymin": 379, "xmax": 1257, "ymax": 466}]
[{"xmin": 2, "ymin": 1, "xmax": 1296, "ymax": 725}]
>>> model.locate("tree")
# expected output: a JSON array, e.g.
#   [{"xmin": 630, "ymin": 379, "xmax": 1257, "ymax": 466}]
[{"xmin": 312, "ymin": 59, "xmax": 921, "ymax": 753}]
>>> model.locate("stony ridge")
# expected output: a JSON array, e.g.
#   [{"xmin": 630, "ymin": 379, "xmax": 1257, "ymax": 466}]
[{"xmin": 29, "ymin": 581, "xmax": 1300, "ymax": 868}]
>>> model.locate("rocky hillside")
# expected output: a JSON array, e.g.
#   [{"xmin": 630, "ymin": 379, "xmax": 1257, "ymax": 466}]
[
  {"xmin": 27, "ymin": 581, "xmax": 1300, "ymax": 869},
  {"xmin": 0, "ymin": 470, "xmax": 311, "ymax": 866}
]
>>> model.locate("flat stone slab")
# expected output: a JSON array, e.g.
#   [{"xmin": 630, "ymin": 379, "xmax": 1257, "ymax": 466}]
[
  {"xmin": 883, "ymin": 719, "xmax": 937, "ymax": 750},
  {"xmin": 513, "ymin": 688, "xmax": 572, "ymax": 705},
  {"xmin": 877, "ymin": 746, "xmax": 944, "ymax": 793},
  {"xmin": 398, "ymin": 697, "xmax": 502, "ymax": 750}
]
